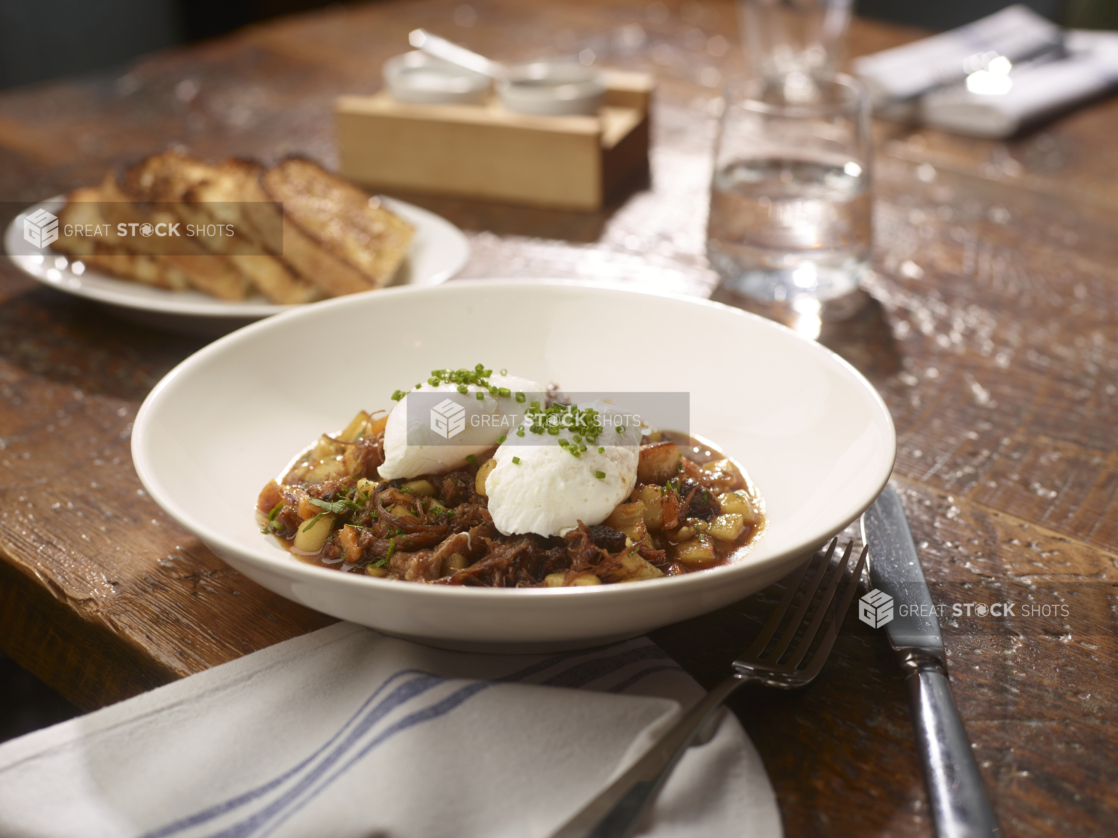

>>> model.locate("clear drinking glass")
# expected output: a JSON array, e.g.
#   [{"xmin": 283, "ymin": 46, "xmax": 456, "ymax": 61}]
[
  {"xmin": 741, "ymin": 0, "xmax": 853, "ymax": 81},
  {"xmin": 707, "ymin": 73, "xmax": 872, "ymax": 311}
]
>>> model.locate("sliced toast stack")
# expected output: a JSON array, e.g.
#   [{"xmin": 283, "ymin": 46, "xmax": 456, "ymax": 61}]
[{"xmin": 53, "ymin": 151, "xmax": 415, "ymax": 303}]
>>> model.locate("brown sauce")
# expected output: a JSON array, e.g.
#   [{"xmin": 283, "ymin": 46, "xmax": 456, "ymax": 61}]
[{"xmin": 257, "ymin": 413, "xmax": 765, "ymax": 587}]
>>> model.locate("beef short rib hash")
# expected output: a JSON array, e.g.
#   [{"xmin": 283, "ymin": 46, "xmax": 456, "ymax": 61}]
[{"xmin": 257, "ymin": 365, "xmax": 765, "ymax": 587}]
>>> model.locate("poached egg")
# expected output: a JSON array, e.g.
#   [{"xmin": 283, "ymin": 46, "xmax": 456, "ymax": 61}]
[
  {"xmin": 378, "ymin": 371, "xmax": 543, "ymax": 480},
  {"xmin": 485, "ymin": 401, "xmax": 643, "ymax": 537}
]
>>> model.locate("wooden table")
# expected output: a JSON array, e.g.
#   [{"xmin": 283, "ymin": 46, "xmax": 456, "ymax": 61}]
[{"xmin": 1, "ymin": 2, "xmax": 1115, "ymax": 835}]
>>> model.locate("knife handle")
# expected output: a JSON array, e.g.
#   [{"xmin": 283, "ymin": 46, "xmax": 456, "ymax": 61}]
[{"xmin": 906, "ymin": 662, "xmax": 1001, "ymax": 838}]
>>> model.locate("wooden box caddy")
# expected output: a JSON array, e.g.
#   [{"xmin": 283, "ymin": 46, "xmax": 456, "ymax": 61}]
[{"xmin": 335, "ymin": 71, "xmax": 653, "ymax": 211}]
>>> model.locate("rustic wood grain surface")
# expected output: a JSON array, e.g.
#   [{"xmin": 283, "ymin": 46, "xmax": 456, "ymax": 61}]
[{"xmin": 1, "ymin": 1, "xmax": 1115, "ymax": 836}]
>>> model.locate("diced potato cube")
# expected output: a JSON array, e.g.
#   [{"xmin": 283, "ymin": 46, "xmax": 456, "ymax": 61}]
[
  {"xmin": 701, "ymin": 458, "xmax": 732, "ymax": 473},
  {"xmin": 257, "ymin": 480, "xmax": 283, "ymax": 514},
  {"xmin": 687, "ymin": 517, "xmax": 709, "ymax": 533},
  {"xmin": 605, "ymin": 501, "xmax": 647, "ymax": 542},
  {"xmin": 367, "ymin": 413, "xmax": 389, "ymax": 437},
  {"xmin": 309, "ymin": 434, "xmax": 342, "ymax": 461},
  {"xmin": 303, "ymin": 457, "xmax": 345, "ymax": 483},
  {"xmin": 356, "ymin": 478, "xmax": 377, "ymax": 493},
  {"xmin": 543, "ymin": 573, "xmax": 566, "ymax": 587},
  {"xmin": 400, "ymin": 478, "xmax": 438, "ymax": 498},
  {"xmin": 606, "ymin": 500, "xmax": 645, "ymax": 530},
  {"xmin": 637, "ymin": 485, "xmax": 664, "ymax": 529},
  {"xmin": 475, "ymin": 458, "xmax": 497, "ymax": 496},
  {"xmin": 699, "ymin": 458, "xmax": 742, "ymax": 492},
  {"xmin": 366, "ymin": 565, "xmax": 389, "ymax": 578},
  {"xmin": 718, "ymin": 490, "xmax": 757, "ymax": 523},
  {"xmin": 570, "ymin": 573, "xmax": 602, "ymax": 586},
  {"xmin": 709, "ymin": 513, "xmax": 745, "ymax": 542},
  {"xmin": 637, "ymin": 442, "xmax": 681, "ymax": 484},
  {"xmin": 617, "ymin": 552, "xmax": 664, "ymax": 582},
  {"xmin": 441, "ymin": 552, "xmax": 469, "ymax": 574},
  {"xmin": 339, "ymin": 525, "xmax": 362, "ymax": 563},
  {"xmin": 338, "ymin": 411, "xmax": 372, "ymax": 443},
  {"xmin": 293, "ymin": 513, "xmax": 334, "ymax": 553},
  {"xmin": 665, "ymin": 526, "xmax": 696, "ymax": 544},
  {"xmin": 675, "ymin": 534, "xmax": 716, "ymax": 566},
  {"xmin": 388, "ymin": 504, "xmax": 416, "ymax": 520},
  {"xmin": 342, "ymin": 444, "xmax": 364, "ymax": 476}
]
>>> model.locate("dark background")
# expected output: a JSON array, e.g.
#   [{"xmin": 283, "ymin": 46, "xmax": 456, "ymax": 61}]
[{"xmin": 2, "ymin": 0, "xmax": 1116, "ymax": 92}]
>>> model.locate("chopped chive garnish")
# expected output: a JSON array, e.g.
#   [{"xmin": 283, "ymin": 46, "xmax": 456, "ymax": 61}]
[
  {"xmin": 530, "ymin": 400, "xmax": 540, "ymax": 409},
  {"xmin": 466, "ymin": 454, "xmax": 477, "ymax": 464},
  {"xmin": 476, "ymin": 391, "xmax": 484, "ymax": 400},
  {"xmin": 512, "ymin": 456, "xmax": 521, "ymax": 465},
  {"xmin": 597, "ymin": 447, "xmax": 604, "ymax": 454},
  {"xmin": 498, "ymin": 387, "xmax": 511, "ymax": 397},
  {"xmin": 547, "ymin": 426, "xmax": 560, "ymax": 435},
  {"xmin": 428, "ymin": 377, "xmax": 439, "ymax": 386},
  {"xmin": 594, "ymin": 470, "xmax": 606, "ymax": 479},
  {"xmin": 500, "ymin": 368, "xmax": 508, "ymax": 375},
  {"xmin": 391, "ymin": 389, "xmax": 407, "ymax": 401},
  {"xmin": 558, "ymin": 438, "xmax": 569, "ymax": 447},
  {"xmin": 572, "ymin": 434, "xmax": 582, "ymax": 443},
  {"xmin": 516, "ymin": 427, "xmax": 525, "ymax": 437},
  {"xmin": 385, "ymin": 537, "xmax": 396, "ymax": 560},
  {"xmin": 498, "ymin": 434, "xmax": 506, "ymax": 443},
  {"xmin": 457, "ymin": 384, "xmax": 469, "ymax": 394},
  {"xmin": 515, "ymin": 392, "xmax": 526, "ymax": 403},
  {"xmin": 616, "ymin": 425, "xmax": 624, "ymax": 434}
]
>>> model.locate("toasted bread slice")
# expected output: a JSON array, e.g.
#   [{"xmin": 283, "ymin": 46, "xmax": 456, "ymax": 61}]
[
  {"xmin": 256, "ymin": 157, "xmax": 415, "ymax": 297},
  {"xmin": 104, "ymin": 155, "xmax": 251, "ymax": 301},
  {"xmin": 53, "ymin": 186, "xmax": 190, "ymax": 291},
  {"xmin": 179, "ymin": 160, "xmax": 320, "ymax": 305}
]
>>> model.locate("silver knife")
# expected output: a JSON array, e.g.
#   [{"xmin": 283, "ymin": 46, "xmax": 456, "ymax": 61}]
[{"xmin": 861, "ymin": 486, "xmax": 1001, "ymax": 838}]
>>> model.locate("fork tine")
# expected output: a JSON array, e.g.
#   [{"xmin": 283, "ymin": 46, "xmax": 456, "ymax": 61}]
[
  {"xmin": 799, "ymin": 544, "xmax": 868, "ymax": 681},
  {"xmin": 784, "ymin": 540, "xmax": 856, "ymax": 670},
  {"xmin": 766, "ymin": 539, "xmax": 836, "ymax": 663},
  {"xmin": 741, "ymin": 539, "xmax": 837, "ymax": 660}
]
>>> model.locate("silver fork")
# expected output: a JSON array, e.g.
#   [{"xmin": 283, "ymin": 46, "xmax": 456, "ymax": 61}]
[{"xmin": 549, "ymin": 538, "xmax": 868, "ymax": 838}]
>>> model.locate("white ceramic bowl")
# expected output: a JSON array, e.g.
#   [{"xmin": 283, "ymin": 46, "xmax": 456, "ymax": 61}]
[
  {"xmin": 498, "ymin": 63, "xmax": 606, "ymax": 116},
  {"xmin": 132, "ymin": 281, "xmax": 895, "ymax": 652},
  {"xmin": 383, "ymin": 51, "xmax": 490, "ymax": 105}
]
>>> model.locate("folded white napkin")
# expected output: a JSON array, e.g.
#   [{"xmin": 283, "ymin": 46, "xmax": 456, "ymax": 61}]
[
  {"xmin": 916, "ymin": 29, "xmax": 1118, "ymax": 138},
  {"xmin": 852, "ymin": 4, "xmax": 1063, "ymax": 106},
  {"xmin": 0, "ymin": 623, "xmax": 780, "ymax": 838}
]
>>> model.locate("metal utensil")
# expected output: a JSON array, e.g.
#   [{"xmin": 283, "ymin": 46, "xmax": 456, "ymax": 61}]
[
  {"xmin": 861, "ymin": 486, "xmax": 1001, "ymax": 838},
  {"xmin": 549, "ymin": 538, "xmax": 868, "ymax": 838},
  {"xmin": 409, "ymin": 28, "xmax": 510, "ymax": 80}
]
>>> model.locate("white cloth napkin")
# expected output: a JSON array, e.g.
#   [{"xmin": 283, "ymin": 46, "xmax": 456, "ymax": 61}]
[
  {"xmin": 852, "ymin": 5, "xmax": 1063, "ymax": 107},
  {"xmin": 0, "ymin": 623, "xmax": 781, "ymax": 838},
  {"xmin": 916, "ymin": 29, "xmax": 1118, "ymax": 138}
]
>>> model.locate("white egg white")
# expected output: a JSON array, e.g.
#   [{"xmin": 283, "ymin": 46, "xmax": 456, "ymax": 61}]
[
  {"xmin": 485, "ymin": 401, "xmax": 643, "ymax": 537},
  {"xmin": 378, "ymin": 373, "xmax": 543, "ymax": 480}
]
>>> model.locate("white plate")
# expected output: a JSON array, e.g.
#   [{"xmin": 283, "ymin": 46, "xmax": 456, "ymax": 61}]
[
  {"xmin": 4, "ymin": 196, "xmax": 469, "ymax": 334},
  {"xmin": 132, "ymin": 280, "xmax": 896, "ymax": 652}
]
